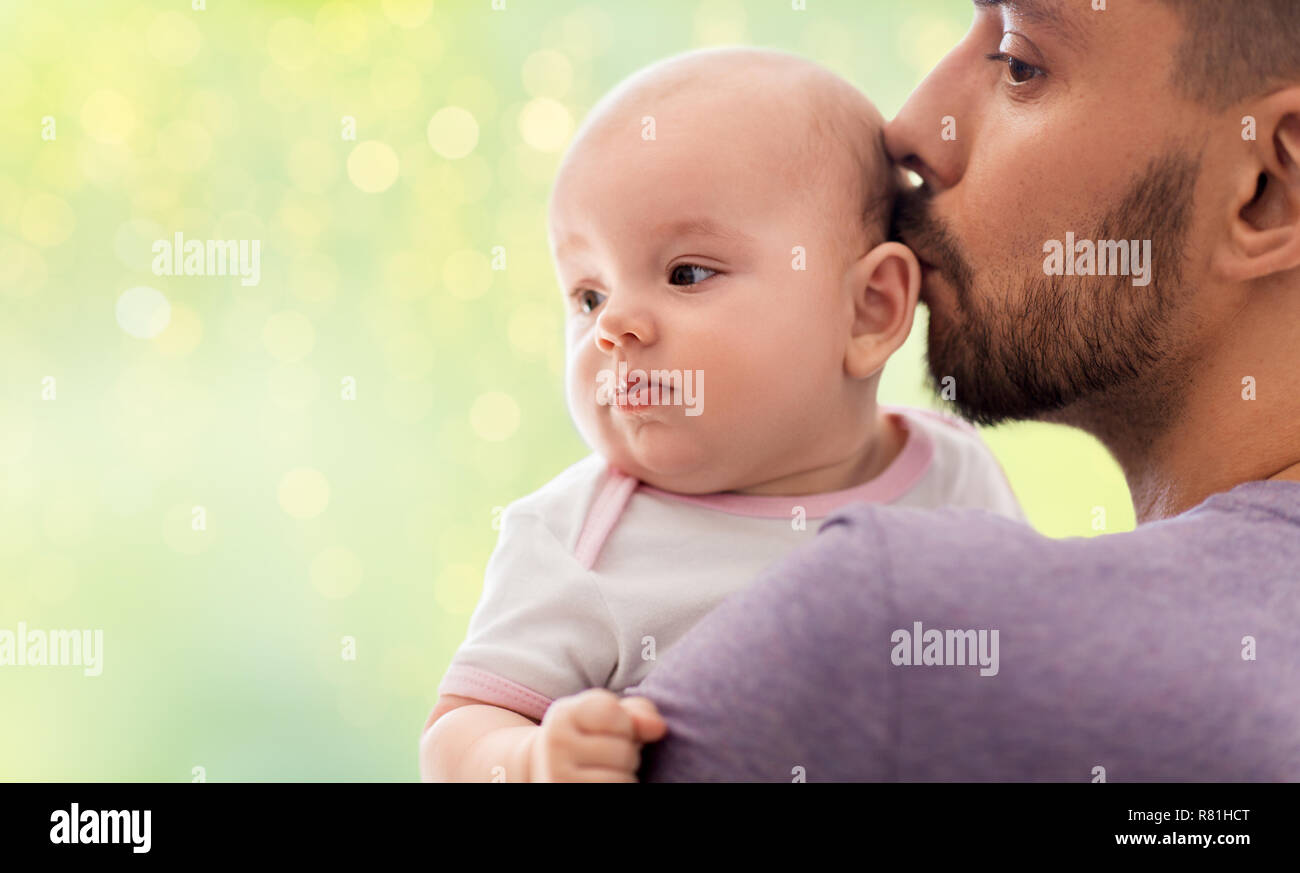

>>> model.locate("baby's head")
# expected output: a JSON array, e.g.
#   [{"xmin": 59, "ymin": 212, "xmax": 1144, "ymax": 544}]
[{"xmin": 548, "ymin": 47, "xmax": 920, "ymax": 495}]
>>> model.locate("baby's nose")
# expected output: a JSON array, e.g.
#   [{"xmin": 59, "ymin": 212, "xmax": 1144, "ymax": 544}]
[{"xmin": 594, "ymin": 302, "xmax": 653, "ymax": 351}]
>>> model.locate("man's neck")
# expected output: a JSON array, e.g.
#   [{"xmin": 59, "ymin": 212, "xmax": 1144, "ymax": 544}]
[
  {"xmin": 1128, "ymin": 453, "xmax": 1300, "ymax": 523},
  {"xmin": 1087, "ymin": 365, "xmax": 1300, "ymax": 525}
]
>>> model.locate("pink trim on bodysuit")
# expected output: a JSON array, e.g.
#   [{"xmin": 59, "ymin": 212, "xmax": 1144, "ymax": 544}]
[
  {"xmin": 567, "ymin": 408, "xmax": 936, "ymax": 568},
  {"xmin": 572, "ymin": 466, "xmax": 638, "ymax": 570},
  {"xmin": 437, "ymin": 665, "xmax": 553, "ymax": 722}
]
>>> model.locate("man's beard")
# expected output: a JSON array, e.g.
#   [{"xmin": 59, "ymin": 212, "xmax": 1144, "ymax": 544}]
[{"xmin": 892, "ymin": 151, "xmax": 1200, "ymax": 433}]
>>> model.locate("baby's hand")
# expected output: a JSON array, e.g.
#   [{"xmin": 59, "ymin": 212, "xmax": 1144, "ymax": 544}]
[{"xmin": 528, "ymin": 689, "xmax": 666, "ymax": 782}]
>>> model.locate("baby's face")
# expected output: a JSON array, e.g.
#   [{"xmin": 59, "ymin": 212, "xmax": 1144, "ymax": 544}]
[{"xmin": 549, "ymin": 93, "xmax": 881, "ymax": 494}]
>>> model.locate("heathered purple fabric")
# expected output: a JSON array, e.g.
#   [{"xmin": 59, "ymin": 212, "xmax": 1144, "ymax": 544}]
[{"xmin": 631, "ymin": 479, "xmax": 1300, "ymax": 782}]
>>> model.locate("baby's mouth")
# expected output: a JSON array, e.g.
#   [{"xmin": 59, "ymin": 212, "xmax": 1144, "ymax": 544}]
[
  {"xmin": 610, "ymin": 372, "xmax": 675, "ymax": 409},
  {"xmin": 615, "ymin": 382, "xmax": 673, "ymax": 407}
]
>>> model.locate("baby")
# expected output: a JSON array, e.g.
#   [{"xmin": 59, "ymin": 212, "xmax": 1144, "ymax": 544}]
[{"xmin": 421, "ymin": 47, "xmax": 1024, "ymax": 782}]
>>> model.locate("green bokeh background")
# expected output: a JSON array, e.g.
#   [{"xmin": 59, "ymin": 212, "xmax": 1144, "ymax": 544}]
[{"xmin": 0, "ymin": 0, "xmax": 1132, "ymax": 781}]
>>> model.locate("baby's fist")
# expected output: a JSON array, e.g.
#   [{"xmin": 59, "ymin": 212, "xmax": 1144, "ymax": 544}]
[{"xmin": 529, "ymin": 689, "xmax": 665, "ymax": 782}]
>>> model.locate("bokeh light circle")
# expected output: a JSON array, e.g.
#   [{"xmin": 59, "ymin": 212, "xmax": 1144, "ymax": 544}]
[
  {"xmin": 428, "ymin": 107, "xmax": 479, "ymax": 159},
  {"xmin": 278, "ymin": 468, "xmax": 331, "ymax": 519},
  {"xmin": 116, "ymin": 286, "xmax": 172, "ymax": 339},
  {"xmin": 347, "ymin": 140, "xmax": 400, "ymax": 193}
]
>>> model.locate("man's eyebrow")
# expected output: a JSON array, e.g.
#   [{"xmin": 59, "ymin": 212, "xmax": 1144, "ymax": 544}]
[{"xmin": 972, "ymin": 0, "xmax": 1088, "ymax": 48}]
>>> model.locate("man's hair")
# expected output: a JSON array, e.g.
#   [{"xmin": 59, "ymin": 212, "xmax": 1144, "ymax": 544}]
[{"xmin": 1160, "ymin": 0, "xmax": 1300, "ymax": 109}]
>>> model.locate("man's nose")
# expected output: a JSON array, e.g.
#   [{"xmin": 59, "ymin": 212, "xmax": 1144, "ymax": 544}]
[
  {"xmin": 883, "ymin": 48, "xmax": 976, "ymax": 192},
  {"xmin": 594, "ymin": 295, "xmax": 654, "ymax": 354}
]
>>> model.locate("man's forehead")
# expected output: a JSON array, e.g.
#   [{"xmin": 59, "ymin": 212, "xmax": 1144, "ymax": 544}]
[{"xmin": 973, "ymin": 0, "xmax": 1090, "ymax": 47}]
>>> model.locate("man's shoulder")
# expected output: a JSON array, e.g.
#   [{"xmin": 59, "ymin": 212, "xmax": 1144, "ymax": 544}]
[
  {"xmin": 824, "ymin": 478, "xmax": 1300, "ymax": 582},
  {"xmin": 636, "ymin": 480, "xmax": 1300, "ymax": 781}
]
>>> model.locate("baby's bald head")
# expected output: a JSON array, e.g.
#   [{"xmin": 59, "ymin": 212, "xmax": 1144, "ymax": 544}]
[
  {"xmin": 553, "ymin": 47, "xmax": 894, "ymax": 256},
  {"xmin": 550, "ymin": 48, "xmax": 920, "ymax": 495}
]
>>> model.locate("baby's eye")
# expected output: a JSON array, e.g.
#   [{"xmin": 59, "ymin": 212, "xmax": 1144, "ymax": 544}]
[
  {"xmin": 575, "ymin": 289, "xmax": 606, "ymax": 313},
  {"xmin": 668, "ymin": 264, "xmax": 717, "ymax": 286}
]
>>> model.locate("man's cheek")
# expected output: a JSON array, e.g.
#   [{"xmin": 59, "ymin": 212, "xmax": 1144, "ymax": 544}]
[
  {"xmin": 964, "ymin": 153, "xmax": 1057, "ymax": 238},
  {"xmin": 961, "ymin": 198, "xmax": 1047, "ymax": 278}
]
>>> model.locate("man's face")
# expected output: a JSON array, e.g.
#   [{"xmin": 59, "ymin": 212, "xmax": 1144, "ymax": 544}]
[{"xmin": 885, "ymin": 0, "xmax": 1209, "ymax": 430}]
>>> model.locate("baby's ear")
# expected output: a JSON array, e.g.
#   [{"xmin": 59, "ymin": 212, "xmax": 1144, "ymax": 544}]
[{"xmin": 843, "ymin": 241, "xmax": 921, "ymax": 380}]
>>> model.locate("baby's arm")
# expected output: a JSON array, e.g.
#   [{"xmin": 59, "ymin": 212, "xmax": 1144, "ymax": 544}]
[
  {"xmin": 420, "ymin": 690, "xmax": 666, "ymax": 782},
  {"xmin": 420, "ymin": 694, "xmax": 538, "ymax": 782},
  {"xmin": 426, "ymin": 500, "xmax": 661, "ymax": 780}
]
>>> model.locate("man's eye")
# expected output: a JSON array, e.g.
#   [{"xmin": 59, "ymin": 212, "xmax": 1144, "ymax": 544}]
[
  {"xmin": 668, "ymin": 264, "xmax": 717, "ymax": 286},
  {"xmin": 985, "ymin": 52, "xmax": 1043, "ymax": 85},
  {"xmin": 575, "ymin": 289, "xmax": 605, "ymax": 313}
]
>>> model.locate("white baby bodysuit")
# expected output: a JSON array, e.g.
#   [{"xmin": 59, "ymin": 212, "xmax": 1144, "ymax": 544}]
[{"xmin": 436, "ymin": 406, "xmax": 1025, "ymax": 721}]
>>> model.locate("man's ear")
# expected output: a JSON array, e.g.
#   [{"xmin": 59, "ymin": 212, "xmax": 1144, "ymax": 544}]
[
  {"xmin": 843, "ymin": 241, "xmax": 921, "ymax": 380},
  {"xmin": 1216, "ymin": 88, "xmax": 1300, "ymax": 282}
]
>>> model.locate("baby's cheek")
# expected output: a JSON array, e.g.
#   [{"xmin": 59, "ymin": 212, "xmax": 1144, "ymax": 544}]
[{"xmin": 564, "ymin": 358, "xmax": 601, "ymax": 433}]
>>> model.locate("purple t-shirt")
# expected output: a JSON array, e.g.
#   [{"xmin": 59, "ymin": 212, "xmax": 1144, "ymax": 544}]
[{"xmin": 631, "ymin": 479, "xmax": 1300, "ymax": 781}]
